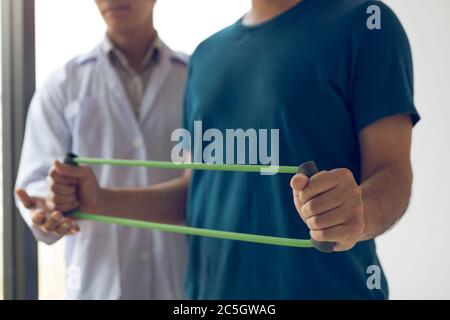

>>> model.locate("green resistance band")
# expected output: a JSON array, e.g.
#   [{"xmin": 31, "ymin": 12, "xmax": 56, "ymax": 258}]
[
  {"xmin": 64, "ymin": 153, "xmax": 335, "ymax": 252},
  {"xmin": 70, "ymin": 212, "xmax": 313, "ymax": 248},
  {"xmin": 73, "ymin": 156, "xmax": 300, "ymax": 174}
]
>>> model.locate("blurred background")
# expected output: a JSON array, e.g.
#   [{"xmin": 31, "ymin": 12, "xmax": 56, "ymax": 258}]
[{"xmin": 1, "ymin": 0, "xmax": 449, "ymax": 299}]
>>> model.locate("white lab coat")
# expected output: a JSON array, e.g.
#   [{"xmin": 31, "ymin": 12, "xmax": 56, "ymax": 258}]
[{"xmin": 15, "ymin": 41, "xmax": 189, "ymax": 299}]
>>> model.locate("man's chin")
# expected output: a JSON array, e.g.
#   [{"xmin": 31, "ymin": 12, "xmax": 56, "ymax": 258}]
[{"xmin": 107, "ymin": 23, "xmax": 140, "ymax": 37}]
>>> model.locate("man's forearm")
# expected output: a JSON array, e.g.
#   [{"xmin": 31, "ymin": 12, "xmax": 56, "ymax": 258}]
[
  {"xmin": 98, "ymin": 173, "xmax": 190, "ymax": 224},
  {"xmin": 360, "ymin": 163, "xmax": 412, "ymax": 240}
]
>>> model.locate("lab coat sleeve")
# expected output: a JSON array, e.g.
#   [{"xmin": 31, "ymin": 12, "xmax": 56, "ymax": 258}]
[{"xmin": 15, "ymin": 70, "xmax": 72, "ymax": 245}]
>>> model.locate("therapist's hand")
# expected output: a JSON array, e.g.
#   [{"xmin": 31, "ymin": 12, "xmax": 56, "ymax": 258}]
[
  {"xmin": 16, "ymin": 189, "xmax": 79, "ymax": 236},
  {"xmin": 290, "ymin": 168, "xmax": 365, "ymax": 252},
  {"xmin": 48, "ymin": 161, "xmax": 104, "ymax": 214}
]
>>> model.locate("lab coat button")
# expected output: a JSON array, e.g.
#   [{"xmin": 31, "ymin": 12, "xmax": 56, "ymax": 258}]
[
  {"xmin": 133, "ymin": 137, "xmax": 143, "ymax": 149},
  {"xmin": 140, "ymin": 250, "xmax": 151, "ymax": 262}
]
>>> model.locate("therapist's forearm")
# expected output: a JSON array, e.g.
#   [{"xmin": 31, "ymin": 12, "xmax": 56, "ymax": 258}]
[{"xmin": 98, "ymin": 173, "xmax": 190, "ymax": 224}]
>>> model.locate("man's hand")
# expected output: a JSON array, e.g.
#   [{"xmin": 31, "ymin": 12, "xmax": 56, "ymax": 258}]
[
  {"xmin": 16, "ymin": 188, "xmax": 80, "ymax": 236},
  {"xmin": 47, "ymin": 160, "xmax": 104, "ymax": 214},
  {"xmin": 290, "ymin": 168, "xmax": 365, "ymax": 252}
]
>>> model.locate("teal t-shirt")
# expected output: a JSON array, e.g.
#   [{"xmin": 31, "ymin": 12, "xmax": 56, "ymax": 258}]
[{"xmin": 182, "ymin": 0, "xmax": 420, "ymax": 299}]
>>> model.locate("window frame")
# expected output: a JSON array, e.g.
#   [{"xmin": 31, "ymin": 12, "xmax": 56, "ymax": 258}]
[{"xmin": 1, "ymin": 0, "xmax": 38, "ymax": 300}]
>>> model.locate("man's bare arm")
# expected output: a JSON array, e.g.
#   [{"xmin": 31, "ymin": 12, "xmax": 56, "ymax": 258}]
[{"xmin": 358, "ymin": 114, "xmax": 413, "ymax": 240}]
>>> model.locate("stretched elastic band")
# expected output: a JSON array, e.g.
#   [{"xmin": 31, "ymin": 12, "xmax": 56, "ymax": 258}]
[
  {"xmin": 73, "ymin": 156, "xmax": 299, "ymax": 174},
  {"xmin": 70, "ymin": 212, "xmax": 313, "ymax": 248},
  {"xmin": 64, "ymin": 154, "xmax": 321, "ymax": 249}
]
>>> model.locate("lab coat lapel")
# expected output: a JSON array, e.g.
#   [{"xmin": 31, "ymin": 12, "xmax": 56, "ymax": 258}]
[
  {"xmin": 139, "ymin": 42, "xmax": 173, "ymax": 126},
  {"xmin": 98, "ymin": 48, "xmax": 142, "ymax": 138}
]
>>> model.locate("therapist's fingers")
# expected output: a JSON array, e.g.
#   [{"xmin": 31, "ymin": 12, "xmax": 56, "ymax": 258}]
[
  {"xmin": 16, "ymin": 189, "xmax": 36, "ymax": 209},
  {"xmin": 69, "ymin": 221, "xmax": 81, "ymax": 234},
  {"xmin": 42, "ymin": 211, "xmax": 64, "ymax": 233},
  {"xmin": 16, "ymin": 189, "xmax": 48, "ymax": 212},
  {"xmin": 55, "ymin": 217, "xmax": 80, "ymax": 235},
  {"xmin": 31, "ymin": 209, "xmax": 47, "ymax": 226}
]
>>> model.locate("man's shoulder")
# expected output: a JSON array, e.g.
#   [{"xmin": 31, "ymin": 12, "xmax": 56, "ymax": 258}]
[
  {"xmin": 318, "ymin": 0, "xmax": 397, "ymax": 22},
  {"xmin": 191, "ymin": 23, "xmax": 238, "ymax": 60},
  {"xmin": 333, "ymin": 0, "xmax": 401, "ymax": 25}
]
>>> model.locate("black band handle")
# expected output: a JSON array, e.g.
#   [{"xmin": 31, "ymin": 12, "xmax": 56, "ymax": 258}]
[
  {"xmin": 63, "ymin": 153, "xmax": 79, "ymax": 216},
  {"xmin": 64, "ymin": 152, "xmax": 79, "ymax": 167},
  {"xmin": 297, "ymin": 161, "xmax": 336, "ymax": 253}
]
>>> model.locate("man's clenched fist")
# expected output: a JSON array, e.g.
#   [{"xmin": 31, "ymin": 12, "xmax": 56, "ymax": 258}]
[{"xmin": 290, "ymin": 168, "xmax": 365, "ymax": 252}]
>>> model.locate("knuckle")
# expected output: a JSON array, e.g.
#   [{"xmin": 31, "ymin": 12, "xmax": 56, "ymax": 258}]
[
  {"xmin": 348, "ymin": 199, "xmax": 364, "ymax": 216},
  {"xmin": 303, "ymin": 200, "xmax": 317, "ymax": 217},
  {"xmin": 49, "ymin": 169, "xmax": 58, "ymax": 179},
  {"xmin": 337, "ymin": 168, "xmax": 353, "ymax": 180},
  {"xmin": 43, "ymin": 219, "xmax": 54, "ymax": 228},
  {"xmin": 31, "ymin": 216, "xmax": 40, "ymax": 225},
  {"xmin": 49, "ymin": 184, "xmax": 58, "ymax": 193},
  {"xmin": 56, "ymin": 204, "xmax": 68, "ymax": 212},
  {"xmin": 47, "ymin": 176, "xmax": 55, "ymax": 186},
  {"xmin": 347, "ymin": 187, "xmax": 361, "ymax": 202},
  {"xmin": 49, "ymin": 193, "xmax": 58, "ymax": 203},
  {"xmin": 298, "ymin": 191, "xmax": 309, "ymax": 205},
  {"xmin": 348, "ymin": 222, "xmax": 364, "ymax": 239},
  {"xmin": 307, "ymin": 216, "xmax": 320, "ymax": 230},
  {"xmin": 45, "ymin": 197, "xmax": 55, "ymax": 210},
  {"xmin": 307, "ymin": 199, "xmax": 320, "ymax": 214},
  {"xmin": 301, "ymin": 202, "xmax": 312, "ymax": 218},
  {"xmin": 312, "ymin": 229, "xmax": 326, "ymax": 241}
]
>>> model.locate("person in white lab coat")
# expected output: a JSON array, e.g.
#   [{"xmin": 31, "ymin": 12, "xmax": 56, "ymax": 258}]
[{"xmin": 15, "ymin": 0, "xmax": 188, "ymax": 299}]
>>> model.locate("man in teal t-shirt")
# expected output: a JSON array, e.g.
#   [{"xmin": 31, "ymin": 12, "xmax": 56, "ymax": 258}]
[
  {"xmin": 181, "ymin": 0, "xmax": 419, "ymax": 299},
  {"xmin": 47, "ymin": 0, "xmax": 420, "ymax": 299}
]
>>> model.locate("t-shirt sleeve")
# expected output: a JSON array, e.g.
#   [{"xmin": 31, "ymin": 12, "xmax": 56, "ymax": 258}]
[
  {"xmin": 182, "ymin": 50, "xmax": 197, "ymax": 132},
  {"xmin": 180, "ymin": 61, "xmax": 194, "ymax": 152},
  {"xmin": 350, "ymin": 2, "xmax": 420, "ymax": 132},
  {"xmin": 181, "ymin": 75, "xmax": 191, "ymax": 132}
]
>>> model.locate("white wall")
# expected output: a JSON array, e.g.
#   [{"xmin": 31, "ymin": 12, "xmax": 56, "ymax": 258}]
[{"xmin": 378, "ymin": 0, "xmax": 450, "ymax": 299}]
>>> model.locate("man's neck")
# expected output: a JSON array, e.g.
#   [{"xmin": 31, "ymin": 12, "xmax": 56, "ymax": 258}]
[
  {"xmin": 107, "ymin": 24, "xmax": 156, "ymax": 70},
  {"xmin": 243, "ymin": 0, "xmax": 304, "ymax": 26}
]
